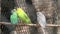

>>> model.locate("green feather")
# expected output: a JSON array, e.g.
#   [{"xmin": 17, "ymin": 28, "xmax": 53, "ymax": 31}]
[
  {"xmin": 10, "ymin": 9, "xmax": 18, "ymax": 24},
  {"xmin": 16, "ymin": 8, "xmax": 32, "ymax": 24}
]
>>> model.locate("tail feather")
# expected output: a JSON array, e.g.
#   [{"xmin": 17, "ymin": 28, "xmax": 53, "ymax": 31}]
[{"xmin": 41, "ymin": 27, "xmax": 45, "ymax": 34}]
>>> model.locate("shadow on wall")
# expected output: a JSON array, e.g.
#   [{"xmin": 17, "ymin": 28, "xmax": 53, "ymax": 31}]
[
  {"xmin": 1, "ymin": 0, "xmax": 16, "ymax": 22},
  {"xmin": 1, "ymin": 0, "xmax": 16, "ymax": 34}
]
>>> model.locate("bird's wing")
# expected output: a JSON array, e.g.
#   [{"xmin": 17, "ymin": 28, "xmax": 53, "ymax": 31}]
[
  {"xmin": 37, "ymin": 12, "xmax": 46, "ymax": 28},
  {"xmin": 10, "ymin": 13, "xmax": 18, "ymax": 24}
]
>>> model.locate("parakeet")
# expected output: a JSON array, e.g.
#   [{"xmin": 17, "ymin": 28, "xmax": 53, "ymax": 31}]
[
  {"xmin": 10, "ymin": 9, "xmax": 18, "ymax": 24},
  {"xmin": 15, "ymin": 0, "xmax": 38, "ymax": 34},
  {"xmin": 37, "ymin": 11, "xmax": 46, "ymax": 34},
  {"xmin": 16, "ymin": 8, "xmax": 32, "ymax": 24}
]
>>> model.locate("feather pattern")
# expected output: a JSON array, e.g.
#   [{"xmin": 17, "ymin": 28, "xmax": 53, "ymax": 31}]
[
  {"xmin": 37, "ymin": 11, "xmax": 46, "ymax": 34},
  {"xmin": 10, "ymin": 9, "xmax": 18, "ymax": 24},
  {"xmin": 16, "ymin": 8, "xmax": 32, "ymax": 24}
]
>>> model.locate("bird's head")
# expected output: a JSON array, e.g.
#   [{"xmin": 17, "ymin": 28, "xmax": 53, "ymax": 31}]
[
  {"xmin": 15, "ymin": 7, "xmax": 25, "ymax": 14},
  {"xmin": 11, "ymin": 9, "xmax": 17, "ymax": 15},
  {"xmin": 16, "ymin": 7, "xmax": 23, "ymax": 12},
  {"xmin": 37, "ymin": 12, "xmax": 43, "ymax": 16}
]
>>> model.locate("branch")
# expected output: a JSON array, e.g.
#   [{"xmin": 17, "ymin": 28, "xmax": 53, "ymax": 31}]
[{"xmin": 0, "ymin": 22, "xmax": 60, "ymax": 27}]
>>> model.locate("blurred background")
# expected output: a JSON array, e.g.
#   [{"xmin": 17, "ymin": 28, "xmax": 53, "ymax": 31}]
[{"xmin": 0, "ymin": 0, "xmax": 60, "ymax": 34}]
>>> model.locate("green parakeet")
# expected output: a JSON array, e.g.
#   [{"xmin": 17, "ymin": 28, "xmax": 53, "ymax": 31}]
[
  {"xmin": 16, "ymin": 8, "xmax": 31, "ymax": 24},
  {"xmin": 10, "ymin": 9, "xmax": 18, "ymax": 24}
]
